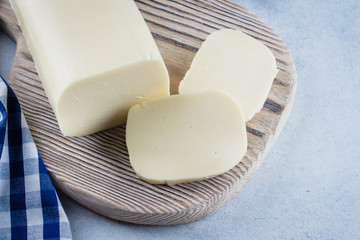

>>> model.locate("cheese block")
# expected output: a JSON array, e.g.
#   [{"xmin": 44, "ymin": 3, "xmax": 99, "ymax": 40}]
[
  {"xmin": 179, "ymin": 29, "xmax": 278, "ymax": 121},
  {"xmin": 126, "ymin": 90, "xmax": 247, "ymax": 185},
  {"xmin": 11, "ymin": 0, "xmax": 169, "ymax": 136}
]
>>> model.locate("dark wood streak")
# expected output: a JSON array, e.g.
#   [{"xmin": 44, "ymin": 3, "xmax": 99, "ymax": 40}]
[
  {"xmin": 264, "ymin": 99, "xmax": 284, "ymax": 114},
  {"xmin": 151, "ymin": 32, "xmax": 199, "ymax": 52},
  {"xmin": 10, "ymin": 83, "xmax": 47, "ymax": 103},
  {"xmin": 274, "ymin": 78, "xmax": 289, "ymax": 87},
  {"xmin": 216, "ymin": 0, "xmax": 250, "ymax": 14},
  {"xmin": 142, "ymin": 17, "xmax": 206, "ymax": 42},
  {"xmin": 85, "ymin": 133, "xmax": 129, "ymax": 154},
  {"xmin": 136, "ymin": 0, "xmax": 221, "ymax": 31},
  {"xmin": 20, "ymin": 51, "xmax": 33, "ymax": 61},
  {"xmin": 211, "ymin": 1, "xmax": 258, "ymax": 19},
  {"xmin": 139, "ymin": 9, "xmax": 210, "ymax": 35},
  {"xmin": 18, "ymin": 66, "xmax": 38, "ymax": 76},
  {"xmin": 246, "ymin": 126, "xmax": 265, "ymax": 138},
  {"xmin": 15, "ymin": 72, "xmax": 44, "ymax": 91}
]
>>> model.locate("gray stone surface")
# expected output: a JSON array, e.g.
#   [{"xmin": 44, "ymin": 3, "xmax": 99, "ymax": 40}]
[
  {"xmin": 0, "ymin": 31, "xmax": 15, "ymax": 79},
  {"xmin": 1, "ymin": 0, "xmax": 359, "ymax": 239}
]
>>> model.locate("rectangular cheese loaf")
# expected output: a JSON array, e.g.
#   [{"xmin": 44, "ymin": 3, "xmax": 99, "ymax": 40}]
[{"xmin": 12, "ymin": 0, "xmax": 169, "ymax": 136}]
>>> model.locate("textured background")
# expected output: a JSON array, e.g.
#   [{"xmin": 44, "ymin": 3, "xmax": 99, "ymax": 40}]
[{"xmin": 1, "ymin": 0, "xmax": 359, "ymax": 239}]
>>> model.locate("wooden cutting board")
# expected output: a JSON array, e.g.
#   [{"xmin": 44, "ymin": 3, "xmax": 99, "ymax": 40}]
[{"xmin": 0, "ymin": 0, "xmax": 297, "ymax": 225}]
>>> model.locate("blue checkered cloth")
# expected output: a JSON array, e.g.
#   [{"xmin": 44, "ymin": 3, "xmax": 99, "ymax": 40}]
[{"xmin": 0, "ymin": 76, "xmax": 72, "ymax": 240}]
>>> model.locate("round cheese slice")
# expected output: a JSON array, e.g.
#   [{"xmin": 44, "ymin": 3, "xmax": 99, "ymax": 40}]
[
  {"xmin": 126, "ymin": 90, "xmax": 247, "ymax": 185},
  {"xmin": 179, "ymin": 29, "xmax": 278, "ymax": 121}
]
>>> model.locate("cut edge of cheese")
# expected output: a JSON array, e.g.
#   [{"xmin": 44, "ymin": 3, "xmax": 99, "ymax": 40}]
[
  {"xmin": 178, "ymin": 28, "xmax": 279, "ymax": 122},
  {"xmin": 126, "ymin": 90, "xmax": 247, "ymax": 185},
  {"xmin": 57, "ymin": 59, "xmax": 169, "ymax": 136}
]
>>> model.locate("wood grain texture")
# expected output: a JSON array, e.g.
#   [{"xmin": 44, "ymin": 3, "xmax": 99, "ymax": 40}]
[{"xmin": 0, "ymin": 0, "xmax": 297, "ymax": 225}]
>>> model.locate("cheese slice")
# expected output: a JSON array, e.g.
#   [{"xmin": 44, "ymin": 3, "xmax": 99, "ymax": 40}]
[
  {"xmin": 179, "ymin": 29, "xmax": 278, "ymax": 121},
  {"xmin": 126, "ymin": 91, "xmax": 247, "ymax": 185},
  {"xmin": 11, "ymin": 0, "xmax": 169, "ymax": 136}
]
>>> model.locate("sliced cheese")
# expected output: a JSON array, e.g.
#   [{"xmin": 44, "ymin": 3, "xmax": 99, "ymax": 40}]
[
  {"xmin": 126, "ymin": 91, "xmax": 247, "ymax": 185},
  {"xmin": 179, "ymin": 29, "xmax": 278, "ymax": 121},
  {"xmin": 11, "ymin": 0, "xmax": 169, "ymax": 136}
]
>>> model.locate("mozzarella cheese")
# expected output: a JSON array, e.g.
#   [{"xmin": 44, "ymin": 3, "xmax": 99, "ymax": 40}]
[
  {"xmin": 126, "ymin": 91, "xmax": 247, "ymax": 185},
  {"xmin": 179, "ymin": 29, "xmax": 278, "ymax": 121},
  {"xmin": 11, "ymin": 0, "xmax": 169, "ymax": 136}
]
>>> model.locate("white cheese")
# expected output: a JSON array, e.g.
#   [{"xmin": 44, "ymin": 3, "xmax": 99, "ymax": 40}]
[
  {"xmin": 126, "ymin": 91, "xmax": 247, "ymax": 185},
  {"xmin": 11, "ymin": 0, "xmax": 169, "ymax": 136},
  {"xmin": 179, "ymin": 29, "xmax": 278, "ymax": 121}
]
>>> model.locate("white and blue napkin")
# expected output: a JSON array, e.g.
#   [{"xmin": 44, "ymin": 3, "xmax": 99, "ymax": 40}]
[{"xmin": 0, "ymin": 76, "xmax": 72, "ymax": 240}]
